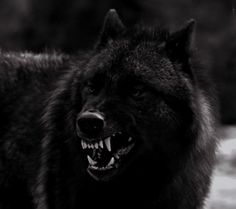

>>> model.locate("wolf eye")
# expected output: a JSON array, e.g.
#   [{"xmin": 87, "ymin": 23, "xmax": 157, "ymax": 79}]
[
  {"xmin": 85, "ymin": 82, "xmax": 96, "ymax": 94},
  {"xmin": 130, "ymin": 86, "xmax": 145, "ymax": 99}
]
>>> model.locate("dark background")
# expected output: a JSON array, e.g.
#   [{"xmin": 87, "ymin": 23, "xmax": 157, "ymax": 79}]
[{"xmin": 0, "ymin": 0, "xmax": 235, "ymax": 124}]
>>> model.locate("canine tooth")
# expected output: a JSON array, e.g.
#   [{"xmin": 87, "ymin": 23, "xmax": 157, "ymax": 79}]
[
  {"xmin": 95, "ymin": 143, "xmax": 98, "ymax": 149},
  {"xmin": 99, "ymin": 140, "xmax": 103, "ymax": 148},
  {"xmin": 104, "ymin": 137, "xmax": 111, "ymax": 152},
  {"xmin": 81, "ymin": 141, "xmax": 85, "ymax": 149},
  {"xmin": 91, "ymin": 144, "xmax": 94, "ymax": 149},
  {"xmin": 128, "ymin": 137, "xmax": 132, "ymax": 142},
  {"xmin": 108, "ymin": 157, "xmax": 115, "ymax": 166},
  {"xmin": 87, "ymin": 155, "xmax": 97, "ymax": 165}
]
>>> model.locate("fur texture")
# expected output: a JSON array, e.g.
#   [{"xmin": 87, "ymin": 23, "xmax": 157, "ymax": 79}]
[{"xmin": 0, "ymin": 10, "xmax": 217, "ymax": 209}]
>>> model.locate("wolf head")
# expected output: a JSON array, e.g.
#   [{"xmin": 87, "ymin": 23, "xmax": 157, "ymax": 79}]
[
  {"xmin": 42, "ymin": 9, "xmax": 214, "ymax": 184},
  {"xmin": 68, "ymin": 9, "xmax": 202, "ymax": 182}
]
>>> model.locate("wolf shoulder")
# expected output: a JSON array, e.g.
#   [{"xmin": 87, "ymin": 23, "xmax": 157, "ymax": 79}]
[{"xmin": 0, "ymin": 51, "xmax": 70, "ymax": 93}]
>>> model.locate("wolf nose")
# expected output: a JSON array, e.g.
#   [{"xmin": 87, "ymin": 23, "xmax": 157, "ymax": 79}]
[{"xmin": 77, "ymin": 111, "xmax": 105, "ymax": 137}]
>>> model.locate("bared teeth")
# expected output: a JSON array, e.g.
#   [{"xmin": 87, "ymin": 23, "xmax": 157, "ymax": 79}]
[
  {"xmin": 87, "ymin": 155, "xmax": 97, "ymax": 165},
  {"xmin": 81, "ymin": 132, "xmax": 133, "ymax": 154},
  {"xmin": 81, "ymin": 140, "xmax": 103, "ymax": 150},
  {"xmin": 104, "ymin": 137, "xmax": 111, "ymax": 152}
]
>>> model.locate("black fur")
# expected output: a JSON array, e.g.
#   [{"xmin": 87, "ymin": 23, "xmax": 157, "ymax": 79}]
[
  {"xmin": 0, "ymin": 10, "xmax": 217, "ymax": 209},
  {"xmin": 0, "ymin": 52, "xmax": 69, "ymax": 208}
]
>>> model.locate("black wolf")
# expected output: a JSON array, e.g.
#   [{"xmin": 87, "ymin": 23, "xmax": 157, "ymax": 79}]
[{"xmin": 0, "ymin": 9, "xmax": 217, "ymax": 209}]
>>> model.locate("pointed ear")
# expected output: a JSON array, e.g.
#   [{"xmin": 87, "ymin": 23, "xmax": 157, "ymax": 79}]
[
  {"xmin": 166, "ymin": 19, "xmax": 196, "ymax": 61},
  {"xmin": 96, "ymin": 9, "xmax": 125, "ymax": 49}
]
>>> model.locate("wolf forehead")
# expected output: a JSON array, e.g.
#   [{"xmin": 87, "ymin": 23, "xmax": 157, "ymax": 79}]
[
  {"xmin": 74, "ymin": 9, "xmax": 195, "ymax": 96},
  {"xmin": 85, "ymin": 53, "xmax": 173, "ymax": 89},
  {"xmin": 87, "ymin": 27, "xmax": 171, "ymax": 71},
  {"xmin": 80, "ymin": 38, "xmax": 187, "ymax": 96}
]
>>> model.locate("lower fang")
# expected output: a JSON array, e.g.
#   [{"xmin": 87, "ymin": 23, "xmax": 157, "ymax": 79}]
[
  {"xmin": 87, "ymin": 155, "xmax": 97, "ymax": 166},
  {"xmin": 108, "ymin": 157, "xmax": 115, "ymax": 166}
]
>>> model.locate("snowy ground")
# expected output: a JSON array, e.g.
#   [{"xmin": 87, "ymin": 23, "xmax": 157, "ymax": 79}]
[{"xmin": 205, "ymin": 126, "xmax": 236, "ymax": 209}]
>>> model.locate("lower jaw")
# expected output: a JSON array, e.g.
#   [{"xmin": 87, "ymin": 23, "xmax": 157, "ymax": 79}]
[
  {"xmin": 87, "ymin": 165, "xmax": 119, "ymax": 181},
  {"xmin": 85, "ymin": 143, "xmax": 136, "ymax": 181}
]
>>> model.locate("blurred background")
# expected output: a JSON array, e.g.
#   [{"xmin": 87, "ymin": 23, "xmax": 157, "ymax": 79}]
[{"xmin": 0, "ymin": 0, "xmax": 235, "ymax": 208}]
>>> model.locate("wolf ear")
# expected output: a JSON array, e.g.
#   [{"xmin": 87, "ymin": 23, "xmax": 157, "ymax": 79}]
[
  {"xmin": 96, "ymin": 9, "xmax": 125, "ymax": 49},
  {"xmin": 166, "ymin": 19, "xmax": 195, "ymax": 62}
]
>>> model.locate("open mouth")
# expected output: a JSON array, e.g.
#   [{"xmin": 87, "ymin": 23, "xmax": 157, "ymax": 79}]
[{"xmin": 80, "ymin": 132, "xmax": 135, "ymax": 181}]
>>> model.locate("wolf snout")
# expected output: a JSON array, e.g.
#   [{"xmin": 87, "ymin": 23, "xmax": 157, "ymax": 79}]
[{"xmin": 76, "ymin": 110, "xmax": 105, "ymax": 138}]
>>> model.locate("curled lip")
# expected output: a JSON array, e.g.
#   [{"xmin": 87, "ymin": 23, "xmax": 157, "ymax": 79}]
[{"xmin": 79, "ymin": 131, "xmax": 135, "ymax": 180}]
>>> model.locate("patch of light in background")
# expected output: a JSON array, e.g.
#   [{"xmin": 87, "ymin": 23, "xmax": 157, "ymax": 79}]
[{"xmin": 205, "ymin": 126, "xmax": 236, "ymax": 209}]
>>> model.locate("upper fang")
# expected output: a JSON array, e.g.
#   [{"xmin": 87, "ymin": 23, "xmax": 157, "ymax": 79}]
[{"xmin": 104, "ymin": 137, "xmax": 111, "ymax": 152}]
